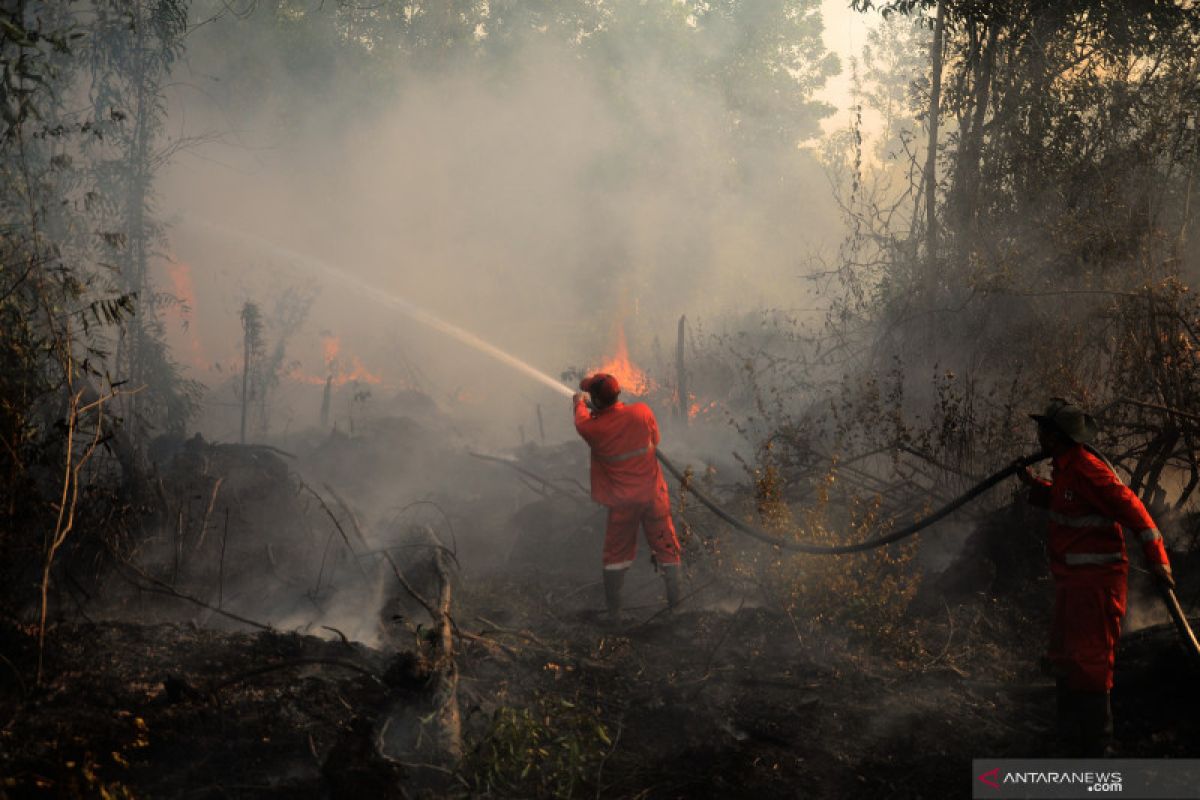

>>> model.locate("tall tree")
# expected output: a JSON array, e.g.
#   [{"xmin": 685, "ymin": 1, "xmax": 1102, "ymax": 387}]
[
  {"xmin": 239, "ymin": 301, "xmax": 262, "ymax": 445},
  {"xmin": 85, "ymin": 0, "xmax": 192, "ymax": 436},
  {"xmin": 923, "ymin": 0, "xmax": 944, "ymax": 283}
]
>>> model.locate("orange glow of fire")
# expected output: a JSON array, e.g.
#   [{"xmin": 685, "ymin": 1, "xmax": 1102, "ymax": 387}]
[
  {"xmin": 322, "ymin": 335, "xmax": 341, "ymax": 369},
  {"xmin": 166, "ymin": 262, "xmax": 196, "ymax": 318},
  {"xmin": 452, "ymin": 387, "xmax": 485, "ymax": 405},
  {"xmin": 286, "ymin": 334, "xmax": 383, "ymax": 387},
  {"xmin": 163, "ymin": 261, "xmax": 208, "ymax": 370},
  {"xmin": 689, "ymin": 400, "xmax": 718, "ymax": 419},
  {"xmin": 591, "ymin": 323, "xmax": 653, "ymax": 397}
]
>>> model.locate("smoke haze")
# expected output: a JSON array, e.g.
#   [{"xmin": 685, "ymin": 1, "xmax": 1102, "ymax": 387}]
[{"xmin": 160, "ymin": 6, "xmax": 842, "ymax": 440}]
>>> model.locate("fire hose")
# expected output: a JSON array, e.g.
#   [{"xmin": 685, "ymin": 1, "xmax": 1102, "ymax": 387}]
[
  {"xmin": 654, "ymin": 449, "xmax": 1046, "ymax": 555},
  {"xmin": 656, "ymin": 449, "xmax": 1200, "ymax": 661}
]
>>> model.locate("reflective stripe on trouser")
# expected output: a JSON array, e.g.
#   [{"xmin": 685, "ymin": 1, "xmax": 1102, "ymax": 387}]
[
  {"xmin": 603, "ymin": 499, "xmax": 681, "ymax": 569},
  {"xmin": 1048, "ymin": 574, "xmax": 1126, "ymax": 692},
  {"xmin": 1063, "ymin": 552, "xmax": 1124, "ymax": 566}
]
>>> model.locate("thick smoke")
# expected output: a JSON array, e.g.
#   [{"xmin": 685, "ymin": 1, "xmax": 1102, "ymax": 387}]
[{"xmin": 159, "ymin": 6, "xmax": 842, "ymax": 441}]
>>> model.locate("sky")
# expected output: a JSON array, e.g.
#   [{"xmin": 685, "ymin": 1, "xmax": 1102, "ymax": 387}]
[{"xmin": 817, "ymin": 0, "xmax": 883, "ymax": 135}]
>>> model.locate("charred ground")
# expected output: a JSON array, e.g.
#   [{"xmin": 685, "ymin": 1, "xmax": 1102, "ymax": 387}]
[{"xmin": 2, "ymin": 421, "xmax": 1198, "ymax": 799}]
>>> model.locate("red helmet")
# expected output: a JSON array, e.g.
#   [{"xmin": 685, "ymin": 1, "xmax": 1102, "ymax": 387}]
[{"xmin": 580, "ymin": 373, "xmax": 620, "ymax": 405}]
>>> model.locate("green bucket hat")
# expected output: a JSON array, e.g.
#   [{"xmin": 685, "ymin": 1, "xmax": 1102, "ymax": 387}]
[{"xmin": 1029, "ymin": 397, "xmax": 1097, "ymax": 445}]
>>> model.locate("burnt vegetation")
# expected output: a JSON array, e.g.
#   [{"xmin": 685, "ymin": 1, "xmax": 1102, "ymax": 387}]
[{"xmin": 1, "ymin": 1, "xmax": 1200, "ymax": 798}]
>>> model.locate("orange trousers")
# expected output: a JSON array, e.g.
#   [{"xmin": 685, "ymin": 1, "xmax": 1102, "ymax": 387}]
[
  {"xmin": 602, "ymin": 498, "xmax": 681, "ymax": 570},
  {"xmin": 1048, "ymin": 572, "xmax": 1126, "ymax": 692}
]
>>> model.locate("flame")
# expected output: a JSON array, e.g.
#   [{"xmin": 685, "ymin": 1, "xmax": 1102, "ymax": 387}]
[
  {"xmin": 286, "ymin": 334, "xmax": 383, "ymax": 386},
  {"xmin": 591, "ymin": 322, "xmax": 653, "ymax": 397},
  {"xmin": 322, "ymin": 334, "xmax": 341, "ymax": 370},
  {"xmin": 166, "ymin": 262, "xmax": 197, "ymax": 320},
  {"xmin": 688, "ymin": 399, "xmax": 718, "ymax": 419},
  {"xmin": 162, "ymin": 260, "xmax": 209, "ymax": 371},
  {"xmin": 336, "ymin": 355, "xmax": 383, "ymax": 386}
]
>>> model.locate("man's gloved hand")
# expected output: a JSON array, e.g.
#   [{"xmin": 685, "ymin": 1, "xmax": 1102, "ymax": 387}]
[
  {"xmin": 1151, "ymin": 562, "xmax": 1176, "ymax": 589},
  {"xmin": 1017, "ymin": 465, "xmax": 1039, "ymax": 487}
]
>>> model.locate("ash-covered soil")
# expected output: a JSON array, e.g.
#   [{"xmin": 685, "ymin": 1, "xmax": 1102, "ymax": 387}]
[
  {"xmin": 3, "ymin": 567, "xmax": 1196, "ymax": 799},
  {"xmin": 4, "ymin": 426, "xmax": 1197, "ymax": 798}
]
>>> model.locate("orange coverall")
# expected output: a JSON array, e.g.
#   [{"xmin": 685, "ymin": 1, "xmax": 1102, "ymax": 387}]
[
  {"xmin": 573, "ymin": 397, "xmax": 681, "ymax": 570},
  {"xmin": 1027, "ymin": 444, "xmax": 1171, "ymax": 691}
]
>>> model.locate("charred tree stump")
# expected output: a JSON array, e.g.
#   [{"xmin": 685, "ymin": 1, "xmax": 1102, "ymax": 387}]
[{"xmin": 378, "ymin": 524, "xmax": 462, "ymax": 786}]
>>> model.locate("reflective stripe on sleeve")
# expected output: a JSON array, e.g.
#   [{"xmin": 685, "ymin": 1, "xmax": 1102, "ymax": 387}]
[
  {"xmin": 1063, "ymin": 552, "xmax": 1125, "ymax": 566},
  {"xmin": 604, "ymin": 561, "xmax": 634, "ymax": 571},
  {"xmin": 1048, "ymin": 511, "xmax": 1115, "ymax": 528},
  {"xmin": 1138, "ymin": 528, "xmax": 1162, "ymax": 543},
  {"xmin": 597, "ymin": 444, "xmax": 652, "ymax": 463}
]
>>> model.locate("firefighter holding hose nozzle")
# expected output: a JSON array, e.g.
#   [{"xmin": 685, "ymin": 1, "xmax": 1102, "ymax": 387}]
[
  {"xmin": 1018, "ymin": 398, "xmax": 1174, "ymax": 756},
  {"xmin": 573, "ymin": 373, "xmax": 682, "ymax": 623}
]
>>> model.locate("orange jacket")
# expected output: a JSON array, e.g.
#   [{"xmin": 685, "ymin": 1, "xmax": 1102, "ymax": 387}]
[
  {"xmin": 1028, "ymin": 444, "xmax": 1170, "ymax": 578},
  {"xmin": 573, "ymin": 397, "xmax": 668, "ymax": 507}
]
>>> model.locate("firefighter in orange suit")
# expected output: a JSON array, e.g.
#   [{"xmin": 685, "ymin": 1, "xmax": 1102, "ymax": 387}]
[
  {"xmin": 1018, "ymin": 398, "xmax": 1174, "ymax": 756},
  {"xmin": 573, "ymin": 373, "xmax": 682, "ymax": 620}
]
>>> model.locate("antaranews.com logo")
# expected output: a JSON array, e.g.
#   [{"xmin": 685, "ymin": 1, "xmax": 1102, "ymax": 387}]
[
  {"xmin": 972, "ymin": 759, "xmax": 1200, "ymax": 799},
  {"xmin": 977, "ymin": 767, "xmax": 1123, "ymax": 792}
]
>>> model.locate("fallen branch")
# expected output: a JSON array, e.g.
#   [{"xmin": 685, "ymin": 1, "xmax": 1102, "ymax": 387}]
[
  {"xmin": 455, "ymin": 629, "xmax": 520, "ymax": 659},
  {"xmin": 1115, "ymin": 397, "xmax": 1200, "ymax": 424},
  {"xmin": 361, "ymin": 542, "xmax": 461, "ymax": 573},
  {"xmin": 213, "ymin": 442, "xmax": 297, "ymax": 460},
  {"xmin": 323, "ymin": 484, "xmax": 373, "ymax": 552},
  {"xmin": 467, "ymin": 451, "xmax": 589, "ymax": 503},
  {"xmin": 104, "ymin": 543, "xmax": 271, "ymax": 631},
  {"xmin": 388, "ymin": 499, "xmax": 459, "ymax": 557},
  {"xmin": 299, "ymin": 482, "xmax": 369, "ymax": 580},
  {"xmin": 474, "ymin": 615, "xmax": 553, "ymax": 649},
  {"xmin": 193, "ymin": 476, "xmax": 224, "ymax": 552},
  {"xmin": 321, "ymin": 625, "xmax": 350, "ymax": 644},
  {"xmin": 468, "ymin": 621, "xmax": 616, "ymax": 671},
  {"xmin": 381, "ymin": 549, "xmax": 441, "ymax": 624}
]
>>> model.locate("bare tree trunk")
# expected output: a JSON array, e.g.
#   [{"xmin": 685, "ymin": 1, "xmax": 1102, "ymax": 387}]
[
  {"xmin": 320, "ymin": 375, "xmax": 332, "ymax": 429},
  {"xmin": 427, "ymin": 542, "xmax": 461, "ymax": 763},
  {"xmin": 378, "ymin": 524, "xmax": 463, "ymax": 787},
  {"xmin": 676, "ymin": 315, "xmax": 688, "ymax": 426},
  {"xmin": 240, "ymin": 328, "xmax": 251, "ymax": 444},
  {"xmin": 924, "ymin": 0, "xmax": 946, "ymax": 285},
  {"xmin": 953, "ymin": 18, "xmax": 998, "ymax": 235},
  {"xmin": 125, "ymin": 0, "xmax": 151, "ymax": 431}
]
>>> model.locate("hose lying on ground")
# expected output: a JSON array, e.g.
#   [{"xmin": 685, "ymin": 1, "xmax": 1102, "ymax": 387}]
[
  {"xmin": 654, "ymin": 449, "xmax": 1048, "ymax": 555},
  {"xmin": 659, "ymin": 448, "xmax": 1200, "ymax": 661}
]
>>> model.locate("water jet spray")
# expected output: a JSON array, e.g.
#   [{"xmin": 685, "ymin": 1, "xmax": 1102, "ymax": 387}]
[
  {"xmin": 185, "ymin": 219, "xmax": 1200, "ymax": 659},
  {"xmin": 189, "ymin": 218, "xmax": 576, "ymax": 400},
  {"xmin": 186, "ymin": 220, "xmax": 1036, "ymax": 551}
]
